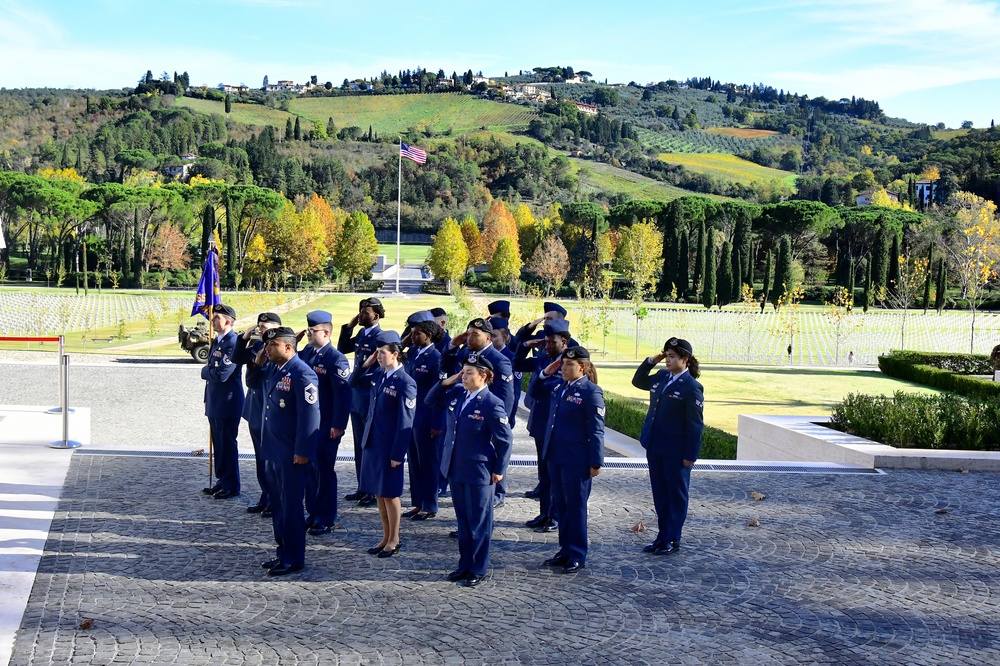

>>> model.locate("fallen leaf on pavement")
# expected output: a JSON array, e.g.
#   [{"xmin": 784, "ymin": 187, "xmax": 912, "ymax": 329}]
[
  {"xmin": 956, "ymin": 468, "xmax": 969, "ymax": 474},
  {"xmin": 630, "ymin": 521, "xmax": 647, "ymax": 533},
  {"xmin": 79, "ymin": 619, "xmax": 94, "ymax": 630},
  {"xmin": 750, "ymin": 491, "xmax": 766, "ymax": 501},
  {"xmin": 747, "ymin": 518, "xmax": 761, "ymax": 527},
  {"xmin": 934, "ymin": 508, "xmax": 949, "ymax": 514},
  {"xmin": 191, "ymin": 449, "xmax": 205, "ymax": 457}
]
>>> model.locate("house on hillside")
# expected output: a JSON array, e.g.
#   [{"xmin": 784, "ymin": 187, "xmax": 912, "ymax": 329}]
[
  {"xmin": 266, "ymin": 80, "xmax": 315, "ymax": 93},
  {"xmin": 435, "ymin": 78, "xmax": 454, "ymax": 89},
  {"xmin": 472, "ymin": 75, "xmax": 492, "ymax": 85},
  {"xmin": 916, "ymin": 179, "xmax": 937, "ymax": 206},
  {"xmin": 162, "ymin": 163, "xmax": 192, "ymax": 180},
  {"xmin": 220, "ymin": 84, "xmax": 249, "ymax": 93},
  {"xmin": 856, "ymin": 189, "xmax": 900, "ymax": 207},
  {"xmin": 572, "ymin": 101, "xmax": 599, "ymax": 116}
]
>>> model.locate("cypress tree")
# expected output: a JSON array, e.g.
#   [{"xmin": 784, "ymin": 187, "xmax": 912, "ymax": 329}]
[
  {"xmin": 922, "ymin": 245, "xmax": 934, "ymax": 312},
  {"xmin": 935, "ymin": 258, "xmax": 947, "ymax": 313},
  {"xmin": 225, "ymin": 198, "xmax": 237, "ymax": 279},
  {"xmin": 846, "ymin": 256, "xmax": 855, "ymax": 305},
  {"xmin": 717, "ymin": 240, "xmax": 733, "ymax": 307},
  {"xmin": 731, "ymin": 244, "xmax": 742, "ymax": 302},
  {"xmin": 771, "ymin": 235, "xmax": 792, "ymax": 306},
  {"xmin": 693, "ymin": 220, "xmax": 705, "ymax": 295},
  {"xmin": 293, "ymin": 116, "xmax": 302, "ymax": 140},
  {"xmin": 870, "ymin": 220, "xmax": 891, "ymax": 293},
  {"xmin": 762, "ymin": 249, "xmax": 772, "ymax": 304},
  {"xmin": 733, "ymin": 206, "xmax": 753, "ymax": 285},
  {"xmin": 702, "ymin": 228, "xmax": 716, "ymax": 309},
  {"xmin": 224, "ymin": 94, "xmax": 232, "ymax": 114},
  {"xmin": 201, "ymin": 204, "xmax": 214, "ymax": 261},
  {"xmin": 887, "ymin": 232, "xmax": 901, "ymax": 295},
  {"xmin": 677, "ymin": 229, "xmax": 690, "ymax": 297},
  {"xmin": 284, "ymin": 118, "xmax": 293, "ymax": 141},
  {"xmin": 862, "ymin": 256, "xmax": 872, "ymax": 313}
]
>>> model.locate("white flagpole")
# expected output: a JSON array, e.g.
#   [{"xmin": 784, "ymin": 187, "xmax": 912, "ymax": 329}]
[{"xmin": 396, "ymin": 139, "xmax": 402, "ymax": 294}]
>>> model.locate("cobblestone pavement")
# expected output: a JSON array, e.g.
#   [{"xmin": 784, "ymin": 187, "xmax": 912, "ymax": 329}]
[{"xmin": 10, "ymin": 454, "xmax": 1000, "ymax": 665}]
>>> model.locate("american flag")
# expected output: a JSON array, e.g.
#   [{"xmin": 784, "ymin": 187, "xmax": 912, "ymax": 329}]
[{"xmin": 400, "ymin": 142, "xmax": 427, "ymax": 164}]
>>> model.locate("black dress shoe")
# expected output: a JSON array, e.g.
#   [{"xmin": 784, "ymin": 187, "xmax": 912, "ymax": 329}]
[
  {"xmin": 524, "ymin": 486, "xmax": 541, "ymax": 499},
  {"xmin": 412, "ymin": 512, "xmax": 436, "ymax": 521},
  {"xmin": 308, "ymin": 524, "xmax": 332, "ymax": 535},
  {"xmin": 653, "ymin": 541, "xmax": 680, "ymax": 555},
  {"xmin": 446, "ymin": 569, "xmax": 469, "ymax": 582},
  {"xmin": 358, "ymin": 494, "xmax": 376, "ymax": 507},
  {"xmin": 448, "ymin": 530, "xmax": 458, "ymax": 539},
  {"xmin": 261, "ymin": 508, "xmax": 273, "ymax": 518},
  {"xmin": 463, "ymin": 573, "xmax": 485, "ymax": 587},
  {"xmin": 562, "ymin": 561, "xmax": 585, "ymax": 573},
  {"xmin": 261, "ymin": 558, "xmax": 280, "ymax": 569},
  {"xmin": 202, "ymin": 485, "xmax": 221, "ymax": 495},
  {"xmin": 402, "ymin": 507, "xmax": 421, "ymax": 518},
  {"xmin": 266, "ymin": 563, "xmax": 303, "ymax": 576},
  {"xmin": 246, "ymin": 503, "xmax": 267, "ymax": 514},
  {"xmin": 643, "ymin": 541, "xmax": 665, "ymax": 553},
  {"xmin": 305, "ymin": 516, "xmax": 316, "ymax": 529},
  {"xmin": 344, "ymin": 491, "xmax": 363, "ymax": 501},
  {"xmin": 544, "ymin": 554, "xmax": 570, "ymax": 567},
  {"xmin": 367, "ymin": 545, "xmax": 385, "ymax": 555},
  {"xmin": 377, "ymin": 543, "xmax": 401, "ymax": 558},
  {"xmin": 537, "ymin": 518, "xmax": 558, "ymax": 533},
  {"xmin": 213, "ymin": 489, "xmax": 239, "ymax": 500},
  {"xmin": 525, "ymin": 514, "xmax": 547, "ymax": 529}
]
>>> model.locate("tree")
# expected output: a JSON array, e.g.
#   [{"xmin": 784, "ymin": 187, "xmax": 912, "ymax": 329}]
[
  {"xmin": 302, "ymin": 194, "xmax": 341, "ymax": 258},
  {"xmin": 761, "ymin": 249, "xmax": 772, "ymax": 305},
  {"xmin": 427, "ymin": 217, "xmax": 469, "ymax": 293},
  {"xmin": 480, "ymin": 200, "xmax": 519, "ymax": 262},
  {"xmin": 490, "ymin": 236, "xmax": 523, "ymax": 290},
  {"xmin": 935, "ymin": 257, "xmax": 947, "ymax": 313},
  {"xmin": 717, "ymin": 240, "xmax": 734, "ymax": 307},
  {"xmin": 862, "ymin": 256, "xmax": 873, "ymax": 313},
  {"xmin": 613, "ymin": 222, "xmax": 663, "ymax": 357},
  {"xmin": 459, "ymin": 215, "xmax": 483, "ymax": 268},
  {"xmin": 333, "ymin": 211, "xmax": 378, "ymax": 288},
  {"xmin": 224, "ymin": 185, "xmax": 285, "ymax": 275},
  {"xmin": 770, "ymin": 235, "xmax": 792, "ymax": 308},
  {"xmin": 293, "ymin": 116, "xmax": 302, "ymax": 141},
  {"xmin": 922, "ymin": 244, "xmax": 934, "ymax": 312},
  {"xmin": 693, "ymin": 220, "xmax": 705, "ymax": 295},
  {"xmin": 244, "ymin": 233, "xmax": 271, "ymax": 287},
  {"xmin": 887, "ymin": 232, "xmax": 901, "ymax": 296},
  {"xmin": 147, "ymin": 223, "xmax": 190, "ymax": 272},
  {"xmin": 702, "ymin": 227, "xmax": 716, "ymax": 309},
  {"xmin": 526, "ymin": 234, "xmax": 570, "ymax": 296},
  {"xmin": 265, "ymin": 201, "xmax": 327, "ymax": 286},
  {"xmin": 883, "ymin": 252, "xmax": 929, "ymax": 349},
  {"xmin": 730, "ymin": 243, "xmax": 742, "ymax": 302},
  {"xmin": 224, "ymin": 95, "xmax": 232, "ymax": 115}
]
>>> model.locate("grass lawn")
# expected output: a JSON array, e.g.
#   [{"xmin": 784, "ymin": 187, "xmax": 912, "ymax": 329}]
[
  {"xmin": 175, "ymin": 97, "xmax": 302, "ymax": 129},
  {"xmin": 597, "ymin": 366, "xmax": 941, "ymax": 436},
  {"xmin": 378, "ymin": 243, "xmax": 430, "ymax": 265},
  {"xmin": 569, "ymin": 157, "xmax": 698, "ymax": 201},
  {"xmin": 658, "ymin": 152, "xmax": 798, "ymax": 189}
]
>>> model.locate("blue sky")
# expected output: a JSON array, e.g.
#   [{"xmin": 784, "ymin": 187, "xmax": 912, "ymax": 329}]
[{"xmin": 2, "ymin": 0, "xmax": 999, "ymax": 127}]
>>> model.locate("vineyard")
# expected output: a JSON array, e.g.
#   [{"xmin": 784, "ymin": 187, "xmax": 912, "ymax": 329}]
[
  {"xmin": 656, "ymin": 152, "xmax": 799, "ymax": 188},
  {"xmin": 636, "ymin": 127, "xmax": 791, "ymax": 154}
]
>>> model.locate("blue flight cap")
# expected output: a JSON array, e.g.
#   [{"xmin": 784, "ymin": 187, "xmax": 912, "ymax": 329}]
[
  {"xmin": 464, "ymin": 352, "xmax": 494, "ymax": 372},
  {"xmin": 407, "ymin": 310, "xmax": 435, "ymax": 326},
  {"xmin": 543, "ymin": 319, "xmax": 570, "ymax": 336},
  {"xmin": 488, "ymin": 300, "xmax": 511, "ymax": 315},
  {"xmin": 489, "ymin": 317, "xmax": 509, "ymax": 331},
  {"xmin": 543, "ymin": 302, "xmax": 567, "ymax": 316},
  {"xmin": 375, "ymin": 330, "xmax": 402, "ymax": 346},
  {"xmin": 306, "ymin": 310, "xmax": 333, "ymax": 327}
]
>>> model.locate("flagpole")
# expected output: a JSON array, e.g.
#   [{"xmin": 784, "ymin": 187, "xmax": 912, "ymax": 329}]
[
  {"xmin": 396, "ymin": 138, "xmax": 402, "ymax": 294},
  {"xmin": 207, "ymin": 302, "xmax": 214, "ymax": 490}
]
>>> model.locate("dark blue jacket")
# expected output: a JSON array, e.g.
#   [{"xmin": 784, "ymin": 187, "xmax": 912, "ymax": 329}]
[
  {"xmin": 632, "ymin": 360, "xmax": 705, "ymax": 462},
  {"xmin": 530, "ymin": 374, "xmax": 605, "ymax": 467},
  {"xmin": 427, "ymin": 382, "xmax": 513, "ymax": 486},
  {"xmin": 405, "ymin": 344, "xmax": 446, "ymax": 433},
  {"xmin": 513, "ymin": 344, "xmax": 560, "ymax": 437},
  {"xmin": 497, "ymin": 344, "xmax": 522, "ymax": 414},
  {"xmin": 441, "ymin": 343, "xmax": 515, "ymax": 418},
  {"xmin": 261, "ymin": 355, "xmax": 320, "ymax": 463},
  {"xmin": 234, "ymin": 336, "xmax": 267, "ymax": 428},
  {"xmin": 354, "ymin": 365, "xmax": 416, "ymax": 464},
  {"xmin": 201, "ymin": 329, "xmax": 245, "ymax": 419},
  {"xmin": 337, "ymin": 323, "xmax": 381, "ymax": 414},
  {"xmin": 299, "ymin": 342, "xmax": 351, "ymax": 434}
]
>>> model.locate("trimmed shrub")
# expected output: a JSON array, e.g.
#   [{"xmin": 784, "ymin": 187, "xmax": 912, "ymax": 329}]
[
  {"xmin": 604, "ymin": 391, "xmax": 736, "ymax": 460},
  {"xmin": 877, "ymin": 350, "xmax": 1000, "ymax": 401}
]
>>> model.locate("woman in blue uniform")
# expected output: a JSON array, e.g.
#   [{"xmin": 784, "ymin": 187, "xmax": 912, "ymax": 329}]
[
  {"xmin": 631, "ymin": 337, "xmax": 704, "ymax": 555},
  {"xmin": 530, "ymin": 346, "xmax": 605, "ymax": 574},
  {"xmin": 403, "ymin": 313, "xmax": 445, "ymax": 520},
  {"xmin": 426, "ymin": 353, "xmax": 513, "ymax": 587},
  {"xmin": 353, "ymin": 330, "xmax": 416, "ymax": 558}
]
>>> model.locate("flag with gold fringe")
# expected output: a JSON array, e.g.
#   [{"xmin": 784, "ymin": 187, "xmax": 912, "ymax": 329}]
[{"xmin": 191, "ymin": 247, "xmax": 221, "ymax": 318}]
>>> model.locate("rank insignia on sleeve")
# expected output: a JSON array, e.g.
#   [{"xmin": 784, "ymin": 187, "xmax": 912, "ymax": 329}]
[
  {"xmin": 405, "ymin": 398, "xmax": 416, "ymax": 409},
  {"xmin": 439, "ymin": 372, "xmax": 448, "ymax": 380},
  {"xmin": 597, "ymin": 407, "xmax": 605, "ymax": 417},
  {"xmin": 338, "ymin": 367, "xmax": 350, "ymax": 379},
  {"xmin": 304, "ymin": 383, "xmax": 318, "ymax": 405},
  {"xmin": 502, "ymin": 374, "xmax": 512, "ymax": 382}
]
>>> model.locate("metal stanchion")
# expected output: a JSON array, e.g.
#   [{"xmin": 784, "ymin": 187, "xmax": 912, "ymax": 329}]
[
  {"xmin": 47, "ymin": 335, "xmax": 74, "ymax": 415},
  {"xmin": 49, "ymin": 352, "xmax": 81, "ymax": 449}
]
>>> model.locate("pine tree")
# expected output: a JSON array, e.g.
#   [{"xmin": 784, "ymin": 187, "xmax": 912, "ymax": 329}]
[
  {"xmin": 922, "ymin": 245, "xmax": 934, "ymax": 312},
  {"xmin": 935, "ymin": 257, "xmax": 947, "ymax": 313},
  {"xmin": 771, "ymin": 235, "xmax": 792, "ymax": 306},
  {"xmin": 717, "ymin": 240, "xmax": 733, "ymax": 307},
  {"xmin": 702, "ymin": 228, "xmax": 716, "ymax": 309},
  {"xmin": 693, "ymin": 220, "xmax": 705, "ymax": 295}
]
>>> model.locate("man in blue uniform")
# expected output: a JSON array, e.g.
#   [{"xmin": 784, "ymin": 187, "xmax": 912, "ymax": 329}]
[
  {"xmin": 259, "ymin": 327, "xmax": 320, "ymax": 576},
  {"xmin": 487, "ymin": 315, "xmax": 519, "ymax": 508},
  {"xmin": 201, "ymin": 303, "xmax": 244, "ymax": 500},
  {"xmin": 631, "ymin": 337, "xmax": 705, "ymax": 555},
  {"xmin": 427, "ymin": 354, "xmax": 513, "ymax": 587},
  {"xmin": 234, "ymin": 312, "xmax": 283, "ymax": 515},
  {"xmin": 512, "ymin": 319, "xmax": 571, "ymax": 532},
  {"xmin": 337, "ymin": 297, "xmax": 384, "ymax": 507},
  {"xmin": 300, "ymin": 310, "xmax": 351, "ymax": 535},
  {"xmin": 430, "ymin": 307, "xmax": 451, "ymax": 353}
]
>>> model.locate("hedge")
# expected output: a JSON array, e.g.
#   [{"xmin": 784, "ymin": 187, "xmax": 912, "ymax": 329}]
[
  {"xmin": 604, "ymin": 391, "xmax": 737, "ymax": 460},
  {"xmin": 877, "ymin": 350, "xmax": 1000, "ymax": 401}
]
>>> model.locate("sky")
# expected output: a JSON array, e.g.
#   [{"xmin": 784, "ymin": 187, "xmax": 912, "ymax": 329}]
[{"xmin": 2, "ymin": 0, "xmax": 999, "ymax": 128}]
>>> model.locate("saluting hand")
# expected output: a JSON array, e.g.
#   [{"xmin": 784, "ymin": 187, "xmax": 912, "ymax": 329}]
[
  {"xmin": 528, "ymin": 316, "xmax": 544, "ymax": 331},
  {"xmin": 441, "ymin": 371, "xmax": 463, "ymax": 387},
  {"xmin": 524, "ymin": 338, "xmax": 545, "ymax": 349},
  {"xmin": 450, "ymin": 331, "xmax": 469, "ymax": 348},
  {"xmin": 348, "ymin": 314, "xmax": 360, "ymax": 328},
  {"xmin": 651, "ymin": 351, "xmax": 667, "ymax": 365},
  {"xmin": 361, "ymin": 351, "xmax": 377, "ymax": 368},
  {"xmin": 296, "ymin": 329, "xmax": 306, "ymax": 342},
  {"xmin": 542, "ymin": 358, "xmax": 562, "ymax": 376},
  {"xmin": 241, "ymin": 328, "xmax": 253, "ymax": 341},
  {"xmin": 400, "ymin": 332, "xmax": 411, "ymax": 345},
  {"xmin": 254, "ymin": 348, "xmax": 267, "ymax": 366}
]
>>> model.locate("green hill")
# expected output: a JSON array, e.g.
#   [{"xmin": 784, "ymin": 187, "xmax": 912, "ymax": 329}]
[{"xmin": 175, "ymin": 96, "xmax": 302, "ymax": 129}]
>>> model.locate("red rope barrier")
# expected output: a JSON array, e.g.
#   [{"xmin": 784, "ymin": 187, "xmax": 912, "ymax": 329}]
[{"xmin": 0, "ymin": 336, "xmax": 61, "ymax": 342}]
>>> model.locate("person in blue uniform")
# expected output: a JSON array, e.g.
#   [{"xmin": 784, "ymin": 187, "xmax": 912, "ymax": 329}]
[
  {"xmin": 487, "ymin": 299, "xmax": 511, "ymax": 320},
  {"xmin": 530, "ymin": 346, "xmax": 604, "ymax": 574},
  {"xmin": 402, "ymin": 312, "xmax": 446, "ymax": 521},
  {"xmin": 430, "ymin": 307, "xmax": 451, "ymax": 354},
  {"xmin": 337, "ymin": 297, "xmax": 384, "ymax": 507},
  {"xmin": 201, "ymin": 303, "xmax": 245, "ymax": 500},
  {"xmin": 631, "ymin": 337, "xmax": 704, "ymax": 555},
  {"xmin": 299, "ymin": 310, "xmax": 352, "ymax": 535},
  {"xmin": 512, "ymin": 319, "xmax": 571, "ymax": 533},
  {"xmin": 259, "ymin": 327, "xmax": 320, "ymax": 576},
  {"xmin": 427, "ymin": 353, "xmax": 513, "ymax": 587},
  {"xmin": 353, "ymin": 330, "xmax": 416, "ymax": 558},
  {"xmin": 487, "ymin": 316, "xmax": 519, "ymax": 508},
  {"xmin": 441, "ymin": 318, "xmax": 515, "ymax": 427},
  {"xmin": 234, "ymin": 312, "xmax": 283, "ymax": 515}
]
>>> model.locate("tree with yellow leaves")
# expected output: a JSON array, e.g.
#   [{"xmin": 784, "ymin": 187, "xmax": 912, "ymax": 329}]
[
  {"xmin": 427, "ymin": 217, "xmax": 468, "ymax": 293},
  {"xmin": 303, "ymin": 193, "xmax": 344, "ymax": 258},
  {"xmin": 459, "ymin": 215, "xmax": 483, "ymax": 268},
  {"xmin": 244, "ymin": 233, "xmax": 271, "ymax": 288},
  {"xmin": 489, "ymin": 236, "xmax": 522, "ymax": 292},
  {"xmin": 265, "ymin": 201, "xmax": 328, "ymax": 288},
  {"xmin": 480, "ymin": 200, "xmax": 518, "ymax": 263}
]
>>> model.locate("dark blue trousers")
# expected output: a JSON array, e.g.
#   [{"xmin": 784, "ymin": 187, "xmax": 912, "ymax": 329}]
[
  {"xmin": 248, "ymin": 426, "xmax": 269, "ymax": 507},
  {"xmin": 208, "ymin": 417, "xmax": 240, "ymax": 494},
  {"xmin": 534, "ymin": 435, "xmax": 556, "ymax": 520},
  {"xmin": 647, "ymin": 451, "xmax": 692, "ymax": 544},
  {"xmin": 408, "ymin": 430, "xmax": 440, "ymax": 513},
  {"xmin": 349, "ymin": 410, "xmax": 366, "ymax": 483},
  {"xmin": 266, "ymin": 459, "xmax": 307, "ymax": 567},
  {"xmin": 306, "ymin": 434, "xmax": 342, "ymax": 526},
  {"xmin": 452, "ymin": 481, "xmax": 494, "ymax": 575},
  {"xmin": 548, "ymin": 461, "xmax": 592, "ymax": 563}
]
